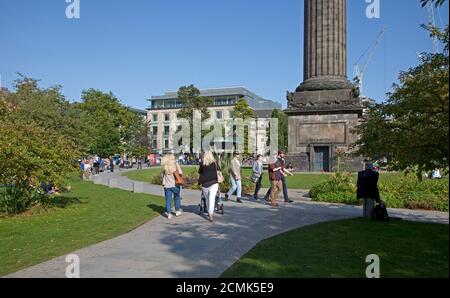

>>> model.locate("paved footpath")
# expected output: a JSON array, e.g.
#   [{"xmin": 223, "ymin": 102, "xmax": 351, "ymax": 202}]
[{"xmin": 7, "ymin": 169, "xmax": 449, "ymax": 278}]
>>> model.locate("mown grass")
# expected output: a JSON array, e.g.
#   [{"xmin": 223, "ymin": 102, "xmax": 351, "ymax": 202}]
[
  {"xmin": 222, "ymin": 218, "xmax": 449, "ymax": 278},
  {"xmin": 0, "ymin": 178, "xmax": 164, "ymax": 277}
]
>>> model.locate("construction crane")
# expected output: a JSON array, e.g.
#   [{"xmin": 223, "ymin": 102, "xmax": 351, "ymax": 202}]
[
  {"xmin": 426, "ymin": 1, "xmax": 439, "ymax": 53},
  {"xmin": 353, "ymin": 27, "xmax": 388, "ymax": 96}
]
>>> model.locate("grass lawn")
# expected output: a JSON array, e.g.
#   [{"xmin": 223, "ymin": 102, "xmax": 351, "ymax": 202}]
[
  {"xmin": 123, "ymin": 167, "xmax": 404, "ymax": 190},
  {"xmin": 222, "ymin": 218, "xmax": 449, "ymax": 278},
  {"xmin": 0, "ymin": 178, "xmax": 164, "ymax": 277}
]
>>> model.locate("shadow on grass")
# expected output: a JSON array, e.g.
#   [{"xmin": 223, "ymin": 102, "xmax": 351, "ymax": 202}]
[
  {"xmin": 47, "ymin": 195, "xmax": 84, "ymax": 209},
  {"xmin": 146, "ymin": 203, "xmax": 165, "ymax": 214}
]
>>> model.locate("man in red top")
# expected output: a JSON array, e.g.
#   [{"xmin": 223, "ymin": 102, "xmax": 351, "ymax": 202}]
[{"xmin": 268, "ymin": 152, "xmax": 284, "ymax": 207}]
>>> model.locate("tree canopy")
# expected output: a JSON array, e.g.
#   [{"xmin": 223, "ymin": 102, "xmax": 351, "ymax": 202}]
[{"xmin": 353, "ymin": 25, "xmax": 449, "ymax": 177}]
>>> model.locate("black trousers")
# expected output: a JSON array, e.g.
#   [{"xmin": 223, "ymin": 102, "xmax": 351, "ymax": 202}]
[{"xmin": 254, "ymin": 175, "xmax": 263, "ymax": 198}]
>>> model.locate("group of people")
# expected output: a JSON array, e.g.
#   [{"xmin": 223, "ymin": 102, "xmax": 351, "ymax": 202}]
[
  {"xmin": 79, "ymin": 155, "xmax": 145, "ymax": 180},
  {"xmin": 161, "ymin": 150, "xmax": 295, "ymax": 222}
]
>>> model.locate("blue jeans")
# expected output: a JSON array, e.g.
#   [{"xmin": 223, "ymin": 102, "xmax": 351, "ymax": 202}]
[
  {"xmin": 164, "ymin": 187, "xmax": 181, "ymax": 214},
  {"xmin": 227, "ymin": 177, "xmax": 242, "ymax": 199},
  {"xmin": 281, "ymin": 175, "xmax": 289, "ymax": 201}
]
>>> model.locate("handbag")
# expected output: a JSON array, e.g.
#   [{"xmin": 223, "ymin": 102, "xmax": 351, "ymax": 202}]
[
  {"xmin": 215, "ymin": 162, "xmax": 225, "ymax": 183},
  {"xmin": 251, "ymin": 173, "xmax": 261, "ymax": 183},
  {"xmin": 173, "ymin": 170, "xmax": 185, "ymax": 186}
]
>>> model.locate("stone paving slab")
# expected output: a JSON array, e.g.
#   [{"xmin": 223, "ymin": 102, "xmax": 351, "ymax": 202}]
[{"xmin": 6, "ymin": 169, "xmax": 448, "ymax": 278}]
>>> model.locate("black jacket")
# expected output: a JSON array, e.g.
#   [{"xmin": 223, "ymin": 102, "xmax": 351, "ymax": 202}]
[
  {"xmin": 198, "ymin": 163, "xmax": 218, "ymax": 188},
  {"xmin": 357, "ymin": 170, "xmax": 380, "ymax": 201}
]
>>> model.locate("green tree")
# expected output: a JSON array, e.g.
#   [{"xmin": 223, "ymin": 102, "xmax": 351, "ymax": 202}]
[
  {"xmin": 353, "ymin": 26, "xmax": 449, "ymax": 178},
  {"xmin": 78, "ymin": 89, "xmax": 149, "ymax": 157},
  {"xmin": 0, "ymin": 85, "xmax": 81, "ymax": 214},
  {"xmin": 231, "ymin": 98, "xmax": 255, "ymax": 154},
  {"xmin": 271, "ymin": 109, "xmax": 289, "ymax": 154},
  {"xmin": 232, "ymin": 98, "xmax": 255, "ymax": 119},
  {"xmin": 6, "ymin": 75, "xmax": 91, "ymax": 152},
  {"xmin": 176, "ymin": 85, "xmax": 212, "ymax": 152}
]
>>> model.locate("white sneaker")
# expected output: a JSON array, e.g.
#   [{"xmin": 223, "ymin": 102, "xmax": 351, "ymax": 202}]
[
  {"xmin": 165, "ymin": 212, "xmax": 172, "ymax": 220},
  {"xmin": 175, "ymin": 211, "xmax": 183, "ymax": 217}
]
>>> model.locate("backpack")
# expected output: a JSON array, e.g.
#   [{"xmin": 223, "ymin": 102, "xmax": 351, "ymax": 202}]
[{"xmin": 372, "ymin": 201, "xmax": 389, "ymax": 221}]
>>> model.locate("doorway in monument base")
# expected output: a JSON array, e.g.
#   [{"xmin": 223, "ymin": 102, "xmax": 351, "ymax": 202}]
[{"xmin": 312, "ymin": 146, "xmax": 331, "ymax": 172}]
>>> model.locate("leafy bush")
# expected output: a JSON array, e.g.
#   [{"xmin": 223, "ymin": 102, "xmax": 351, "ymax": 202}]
[
  {"xmin": 151, "ymin": 173, "xmax": 162, "ymax": 186},
  {"xmin": 309, "ymin": 172, "xmax": 358, "ymax": 205},
  {"xmin": 0, "ymin": 116, "xmax": 80, "ymax": 215},
  {"xmin": 0, "ymin": 185, "xmax": 48, "ymax": 215},
  {"xmin": 310, "ymin": 172, "xmax": 449, "ymax": 212}
]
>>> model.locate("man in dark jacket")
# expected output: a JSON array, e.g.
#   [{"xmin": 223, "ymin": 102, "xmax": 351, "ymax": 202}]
[{"xmin": 357, "ymin": 163, "xmax": 380, "ymax": 218}]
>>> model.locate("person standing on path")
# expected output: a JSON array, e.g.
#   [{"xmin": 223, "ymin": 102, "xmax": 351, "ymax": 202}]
[
  {"xmin": 198, "ymin": 150, "xmax": 220, "ymax": 222},
  {"xmin": 357, "ymin": 162, "xmax": 380, "ymax": 218},
  {"xmin": 225, "ymin": 153, "xmax": 243, "ymax": 203},
  {"xmin": 161, "ymin": 153, "xmax": 183, "ymax": 220},
  {"xmin": 251, "ymin": 155, "xmax": 264, "ymax": 201}
]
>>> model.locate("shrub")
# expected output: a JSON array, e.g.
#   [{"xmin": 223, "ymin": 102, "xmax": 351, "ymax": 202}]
[
  {"xmin": 0, "ymin": 118, "xmax": 80, "ymax": 215},
  {"xmin": 0, "ymin": 185, "xmax": 48, "ymax": 215},
  {"xmin": 309, "ymin": 172, "xmax": 359, "ymax": 205},
  {"xmin": 310, "ymin": 172, "xmax": 449, "ymax": 212},
  {"xmin": 151, "ymin": 173, "xmax": 162, "ymax": 186}
]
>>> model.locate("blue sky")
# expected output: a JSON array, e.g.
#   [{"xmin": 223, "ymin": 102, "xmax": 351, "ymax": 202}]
[{"xmin": 0, "ymin": 0, "xmax": 448, "ymax": 109}]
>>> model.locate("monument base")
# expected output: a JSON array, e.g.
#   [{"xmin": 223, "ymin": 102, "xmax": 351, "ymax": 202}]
[{"xmin": 285, "ymin": 89, "xmax": 364, "ymax": 173}]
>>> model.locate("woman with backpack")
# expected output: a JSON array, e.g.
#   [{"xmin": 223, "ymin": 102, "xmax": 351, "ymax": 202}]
[{"xmin": 161, "ymin": 153, "xmax": 183, "ymax": 220}]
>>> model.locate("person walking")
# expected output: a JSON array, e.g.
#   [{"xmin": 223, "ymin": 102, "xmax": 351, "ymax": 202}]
[
  {"xmin": 137, "ymin": 157, "xmax": 143, "ymax": 170},
  {"xmin": 225, "ymin": 153, "xmax": 243, "ymax": 203},
  {"xmin": 83, "ymin": 160, "xmax": 91, "ymax": 181},
  {"xmin": 251, "ymin": 155, "xmax": 264, "ymax": 200},
  {"xmin": 267, "ymin": 154, "xmax": 285, "ymax": 207},
  {"xmin": 264, "ymin": 151, "xmax": 294, "ymax": 203},
  {"xmin": 357, "ymin": 162, "xmax": 380, "ymax": 218},
  {"xmin": 279, "ymin": 151, "xmax": 294, "ymax": 203},
  {"xmin": 161, "ymin": 153, "xmax": 183, "ymax": 219},
  {"xmin": 198, "ymin": 150, "xmax": 220, "ymax": 222},
  {"xmin": 79, "ymin": 160, "xmax": 85, "ymax": 179},
  {"xmin": 109, "ymin": 156, "xmax": 114, "ymax": 173}
]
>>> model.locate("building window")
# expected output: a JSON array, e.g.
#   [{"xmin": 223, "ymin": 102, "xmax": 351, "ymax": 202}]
[
  {"xmin": 228, "ymin": 97, "xmax": 237, "ymax": 105},
  {"xmin": 216, "ymin": 111, "xmax": 223, "ymax": 119},
  {"xmin": 229, "ymin": 111, "xmax": 234, "ymax": 119},
  {"xmin": 164, "ymin": 126, "xmax": 170, "ymax": 136},
  {"xmin": 164, "ymin": 139, "xmax": 169, "ymax": 149},
  {"xmin": 152, "ymin": 114, "xmax": 158, "ymax": 122},
  {"xmin": 152, "ymin": 139, "xmax": 157, "ymax": 149},
  {"xmin": 152, "ymin": 126, "xmax": 158, "ymax": 136},
  {"xmin": 164, "ymin": 114, "xmax": 170, "ymax": 122},
  {"xmin": 214, "ymin": 98, "xmax": 228, "ymax": 106}
]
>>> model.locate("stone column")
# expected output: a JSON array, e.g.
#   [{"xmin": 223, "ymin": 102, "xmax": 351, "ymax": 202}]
[{"xmin": 298, "ymin": 0, "xmax": 353, "ymax": 92}]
